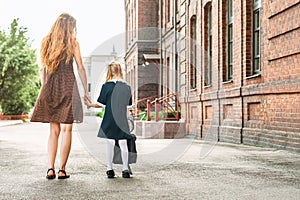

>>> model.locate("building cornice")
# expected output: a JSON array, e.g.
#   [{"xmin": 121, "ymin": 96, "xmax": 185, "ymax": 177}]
[{"xmin": 125, "ymin": 39, "xmax": 159, "ymax": 60}]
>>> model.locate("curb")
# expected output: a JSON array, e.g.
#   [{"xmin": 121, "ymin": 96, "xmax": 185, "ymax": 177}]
[{"xmin": 0, "ymin": 120, "xmax": 23, "ymax": 127}]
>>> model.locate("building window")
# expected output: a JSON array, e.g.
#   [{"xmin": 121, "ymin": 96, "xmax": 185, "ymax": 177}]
[
  {"xmin": 204, "ymin": 4, "xmax": 212, "ymax": 86},
  {"xmin": 131, "ymin": 7, "xmax": 134, "ymax": 41},
  {"xmin": 127, "ymin": 10, "xmax": 131, "ymax": 45},
  {"xmin": 88, "ymin": 83, "xmax": 91, "ymax": 93},
  {"xmin": 208, "ymin": 6, "xmax": 212, "ymax": 85},
  {"xmin": 252, "ymin": 0, "xmax": 261, "ymax": 75},
  {"xmin": 190, "ymin": 15, "xmax": 197, "ymax": 89},
  {"xmin": 167, "ymin": 0, "xmax": 171, "ymax": 23},
  {"xmin": 226, "ymin": 0, "xmax": 233, "ymax": 81},
  {"xmin": 133, "ymin": 0, "xmax": 136, "ymax": 38},
  {"xmin": 167, "ymin": 57, "xmax": 170, "ymax": 94}
]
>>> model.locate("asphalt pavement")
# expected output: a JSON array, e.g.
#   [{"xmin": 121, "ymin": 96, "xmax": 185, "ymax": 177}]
[{"xmin": 0, "ymin": 119, "xmax": 299, "ymax": 200}]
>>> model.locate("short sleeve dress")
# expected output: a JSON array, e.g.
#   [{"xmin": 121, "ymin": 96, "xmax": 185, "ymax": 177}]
[
  {"xmin": 97, "ymin": 80, "xmax": 132, "ymax": 140},
  {"xmin": 30, "ymin": 58, "xmax": 83, "ymax": 124}
]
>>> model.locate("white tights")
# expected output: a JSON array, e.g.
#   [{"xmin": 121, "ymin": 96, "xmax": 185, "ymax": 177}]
[{"xmin": 106, "ymin": 139, "xmax": 129, "ymax": 171}]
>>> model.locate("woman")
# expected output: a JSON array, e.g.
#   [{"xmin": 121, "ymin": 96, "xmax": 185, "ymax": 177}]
[
  {"xmin": 85, "ymin": 62, "xmax": 133, "ymax": 178},
  {"xmin": 30, "ymin": 13, "xmax": 90, "ymax": 179}
]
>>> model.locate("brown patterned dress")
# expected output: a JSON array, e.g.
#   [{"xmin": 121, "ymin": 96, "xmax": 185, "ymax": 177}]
[{"xmin": 30, "ymin": 59, "xmax": 83, "ymax": 124}]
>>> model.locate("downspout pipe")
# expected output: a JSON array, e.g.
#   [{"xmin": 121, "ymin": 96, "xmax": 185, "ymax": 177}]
[
  {"xmin": 174, "ymin": 0, "xmax": 178, "ymax": 94},
  {"xmin": 159, "ymin": 0, "xmax": 163, "ymax": 98},
  {"xmin": 240, "ymin": 0, "xmax": 244, "ymax": 144}
]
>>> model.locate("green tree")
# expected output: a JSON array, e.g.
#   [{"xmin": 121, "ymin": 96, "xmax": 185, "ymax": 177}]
[{"xmin": 0, "ymin": 19, "xmax": 40, "ymax": 115}]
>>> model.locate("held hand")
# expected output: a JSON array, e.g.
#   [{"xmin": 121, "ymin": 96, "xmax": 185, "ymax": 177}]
[
  {"xmin": 84, "ymin": 93, "xmax": 91, "ymax": 108},
  {"xmin": 84, "ymin": 96, "xmax": 92, "ymax": 108}
]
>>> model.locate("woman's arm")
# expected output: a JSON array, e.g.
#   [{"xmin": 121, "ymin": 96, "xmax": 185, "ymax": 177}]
[
  {"xmin": 73, "ymin": 41, "xmax": 90, "ymax": 101},
  {"xmin": 39, "ymin": 66, "xmax": 46, "ymax": 85}
]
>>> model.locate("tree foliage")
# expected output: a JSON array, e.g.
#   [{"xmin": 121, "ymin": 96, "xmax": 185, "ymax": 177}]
[{"xmin": 0, "ymin": 19, "xmax": 40, "ymax": 115}]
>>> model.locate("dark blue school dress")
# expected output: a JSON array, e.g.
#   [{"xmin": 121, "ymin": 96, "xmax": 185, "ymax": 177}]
[{"xmin": 97, "ymin": 80, "xmax": 132, "ymax": 140}]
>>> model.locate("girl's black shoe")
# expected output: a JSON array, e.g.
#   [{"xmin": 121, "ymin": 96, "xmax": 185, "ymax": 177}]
[
  {"xmin": 122, "ymin": 170, "xmax": 130, "ymax": 178},
  {"xmin": 106, "ymin": 170, "xmax": 115, "ymax": 178}
]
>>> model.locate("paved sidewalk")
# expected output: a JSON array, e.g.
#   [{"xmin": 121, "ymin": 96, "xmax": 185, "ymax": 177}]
[{"xmin": 0, "ymin": 121, "xmax": 299, "ymax": 200}]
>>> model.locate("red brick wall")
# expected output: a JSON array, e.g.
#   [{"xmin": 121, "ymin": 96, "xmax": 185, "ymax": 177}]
[
  {"xmin": 125, "ymin": 0, "xmax": 160, "ymax": 108},
  {"xmin": 242, "ymin": 0, "xmax": 300, "ymax": 152},
  {"xmin": 125, "ymin": 0, "xmax": 300, "ymax": 152},
  {"xmin": 182, "ymin": 0, "xmax": 300, "ymax": 152},
  {"xmin": 138, "ymin": 0, "xmax": 159, "ymax": 28}
]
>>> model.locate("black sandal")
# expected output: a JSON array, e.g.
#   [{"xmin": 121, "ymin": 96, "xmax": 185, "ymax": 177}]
[
  {"xmin": 57, "ymin": 169, "xmax": 70, "ymax": 179},
  {"xmin": 46, "ymin": 168, "xmax": 56, "ymax": 179}
]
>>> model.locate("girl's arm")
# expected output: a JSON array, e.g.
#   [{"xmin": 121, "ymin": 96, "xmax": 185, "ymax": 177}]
[
  {"xmin": 88, "ymin": 103, "xmax": 102, "ymax": 108},
  {"xmin": 84, "ymin": 97, "xmax": 102, "ymax": 108}
]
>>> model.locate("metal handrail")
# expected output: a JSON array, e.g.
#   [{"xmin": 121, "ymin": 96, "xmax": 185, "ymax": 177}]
[
  {"xmin": 146, "ymin": 93, "xmax": 180, "ymax": 121},
  {"xmin": 130, "ymin": 95, "xmax": 158, "ymax": 118},
  {"xmin": 132, "ymin": 95, "xmax": 158, "ymax": 110}
]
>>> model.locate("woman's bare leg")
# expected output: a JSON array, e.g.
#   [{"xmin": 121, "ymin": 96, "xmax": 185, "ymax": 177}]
[
  {"xmin": 48, "ymin": 122, "xmax": 61, "ymax": 175},
  {"xmin": 59, "ymin": 124, "xmax": 73, "ymax": 176}
]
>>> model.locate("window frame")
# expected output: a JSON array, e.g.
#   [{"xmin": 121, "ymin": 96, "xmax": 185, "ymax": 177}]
[
  {"xmin": 226, "ymin": 0, "xmax": 233, "ymax": 81},
  {"xmin": 207, "ymin": 5, "xmax": 212, "ymax": 86},
  {"xmin": 190, "ymin": 15, "xmax": 197, "ymax": 89},
  {"xmin": 88, "ymin": 83, "xmax": 91, "ymax": 93},
  {"xmin": 167, "ymin": 0, "xmax": 171, "ymax": 23},
  {"xmin": 252, "ymin": 0, "xmax": 261, "ymax": 75}
]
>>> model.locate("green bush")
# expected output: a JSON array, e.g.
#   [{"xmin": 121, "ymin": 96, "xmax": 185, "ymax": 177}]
[
  {"xmin": 138, "ymin": 111, "xmax": 147, "ymax": 120},
  {"xmin": 96, "ymin": 108, "xmax": 105, "ymax": 118},
  {"xmin": 0, "ymin": 19, "xmax": 40, "ymax": 115},
  {"xmin": 137, "ymin": 110, "xmax": 181, "ymax": 121},
  {"xmin": 149, "ymin": 111, "xmax": 165, "ymax": 120},
  {"xmin": 167, "ymin": 111, "xmax": 181, "ymax": 118}
]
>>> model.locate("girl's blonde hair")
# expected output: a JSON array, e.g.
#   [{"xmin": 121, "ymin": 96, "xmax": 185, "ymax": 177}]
[
  {"xmin": 40, "ymin": 13, "xmax": 77, "ymax": 73},
  {"xmin": 106, "ymin": 62, "xmax": 123, "ymax": 82}
]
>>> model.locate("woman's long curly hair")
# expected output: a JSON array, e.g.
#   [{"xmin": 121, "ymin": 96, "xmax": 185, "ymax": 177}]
[{"xmin": 40, "ymin": 13, "xmax": 77, "ymax": 73}]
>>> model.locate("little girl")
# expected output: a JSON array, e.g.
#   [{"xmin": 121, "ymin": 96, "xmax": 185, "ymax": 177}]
[{"xmin": 85, "ymin": 61, "xmax": 132, "ymax": 178}]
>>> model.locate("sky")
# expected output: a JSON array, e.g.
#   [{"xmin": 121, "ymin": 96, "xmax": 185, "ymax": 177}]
[{"xmin": 0, "ymin": 0, "xmax": 125, "ymax": 57}]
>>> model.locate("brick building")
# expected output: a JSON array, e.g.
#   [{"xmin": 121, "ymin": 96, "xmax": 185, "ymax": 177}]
[
  {"xmin": 124, "ymin": 0, "xmax": 160, "ymax": 109},
  {"xmin": 124, "ymin": 0, "xmax": 300, "ymax": 152}
]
